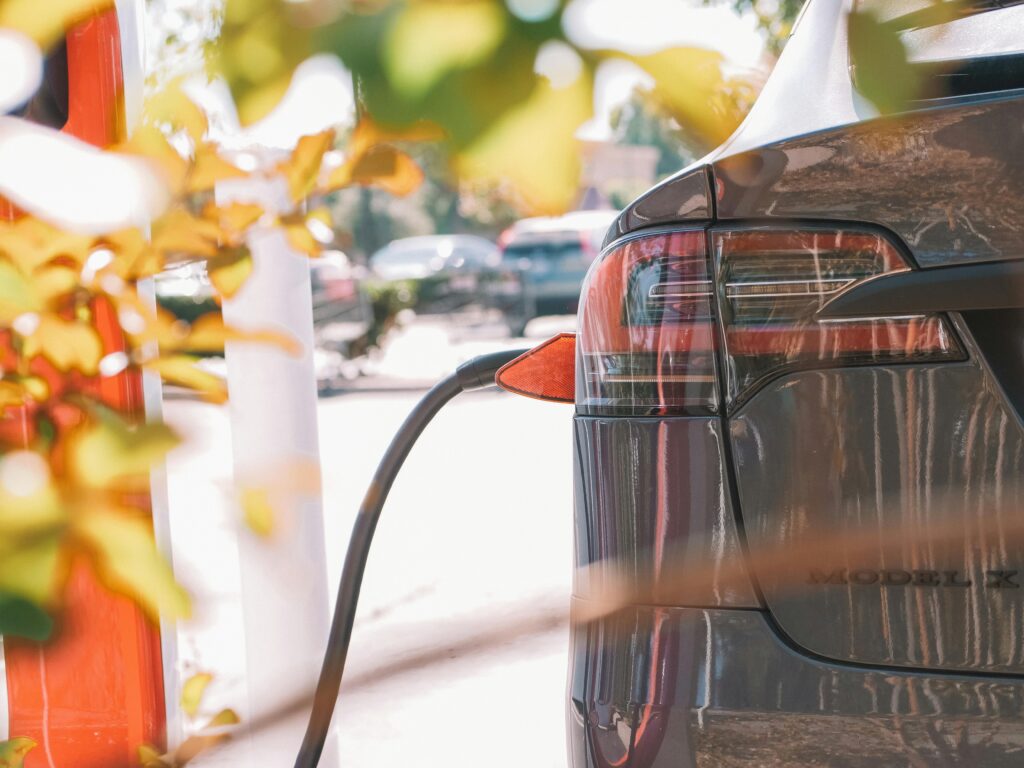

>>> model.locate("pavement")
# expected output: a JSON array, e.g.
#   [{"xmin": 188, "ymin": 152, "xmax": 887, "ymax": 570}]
[{"xmin": 163, "ymin": 311, "xmax": 577, "ymax": 767}]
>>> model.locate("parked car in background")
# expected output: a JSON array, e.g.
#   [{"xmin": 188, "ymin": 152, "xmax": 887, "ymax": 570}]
[
  {"xmin": 369, "ymin": 234, "xmax": 500, "ymax": 312},
  {"xmin": 570, "ymin": 1, "xmax": 1024, "ymax": 766},
  {"xmin": 492, "ymin": 210, "xmax": 617, "ymax": 336}
]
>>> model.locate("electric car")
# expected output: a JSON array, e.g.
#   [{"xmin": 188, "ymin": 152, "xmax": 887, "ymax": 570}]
[{"xmin": 570, "ymin": 2, "xmax": 1024, "ymax": 766}]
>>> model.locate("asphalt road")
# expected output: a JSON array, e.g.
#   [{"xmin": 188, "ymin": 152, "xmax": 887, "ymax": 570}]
[{"xmin": 163, "ymin": 314, "xmax": 576, "ymax": 767}]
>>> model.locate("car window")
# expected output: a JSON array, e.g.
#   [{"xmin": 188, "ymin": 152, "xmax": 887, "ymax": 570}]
[{"xmin": 504, "ymin": 239, "xmax": 584, "ymax": 261}]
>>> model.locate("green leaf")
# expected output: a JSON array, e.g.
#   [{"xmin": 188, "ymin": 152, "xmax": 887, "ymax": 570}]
[
  {"xmin": 0, "ymin": 737, "xmax": 36, "ymax": 768},
  {"xmin": 456, "ymin": 72, "xmax": 593, "ymax": 214},
  {"xmin": 181, "ymin": 672, "xmax": 214, "ymax": 717},
  {"xmin": 385, "ymin": 0, "xmax": 506, "ymax": 98},
  {"xmin": 848, "ymin": 8, "xmax": 921, "ymax": 114},
  {"xmin": 0, "ymin": 591, "xmax": 53, "ymax": 641},
  {"xmin": 75, "ymin": 508, "xmax": 191, "ymax": 621},
  {"xmin": 70, "ymin": 409, "xmax": 179, "ymax": 492},
  {"xmin": 0, "ymin": 534, "xmax": 63, "ymax": 605}
]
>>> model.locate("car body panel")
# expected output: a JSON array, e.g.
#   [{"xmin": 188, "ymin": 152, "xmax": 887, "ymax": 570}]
[
  {"xmin": 574, "ymin": 417, "xmax": 758, "ymax": 608},
  {"xmin": 570, "ymin": 604, "xmax": 1024, "ymax": 768},
  {"xmin": 713, "ymin": 95, "xmax": 1024, "ymax": 268},
  {"xmin": 730, "ymin": 350, "xmax": 1024, "ymax": 674}
]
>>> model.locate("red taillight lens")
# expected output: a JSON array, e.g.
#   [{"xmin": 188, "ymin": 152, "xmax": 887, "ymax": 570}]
[
  {"xmin": 577, "ymin": 226, "xmax": 966, "ymax": 416},
  {"xmin": 713, "ymin": 228, "xmax": 964, "ymax": 407},
  {"xmin": 576, "ymin": 230, "xmax": 719, "ymax": 416}
]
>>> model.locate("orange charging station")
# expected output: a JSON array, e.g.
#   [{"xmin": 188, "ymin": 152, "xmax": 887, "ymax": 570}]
[{"xmin": 1, "ymin": 6, "xmax": 168, "ymax": 766}]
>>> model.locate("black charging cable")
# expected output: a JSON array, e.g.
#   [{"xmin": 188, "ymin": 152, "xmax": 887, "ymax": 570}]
[{"xmin": 293, "ymin": 348, "xmax": 528, "ymax": 768}]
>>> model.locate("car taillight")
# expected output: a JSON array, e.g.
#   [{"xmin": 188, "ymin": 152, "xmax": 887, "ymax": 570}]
[
  {"xmin": 714, "ymin": 227, "xmax": 964, "ymax": 407},
  {"xmin": 576, "ymin": 226, "xmax": 965, "ymax": 416},
  {"xmin": 577, "ymin": 229, "xmax": 719, "ymax": 416}
]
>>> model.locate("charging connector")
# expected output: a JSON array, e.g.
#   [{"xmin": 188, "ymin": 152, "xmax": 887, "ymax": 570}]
[{"xmin": 294, "ymin": 348, "xmax": 528, "ymax": 768}]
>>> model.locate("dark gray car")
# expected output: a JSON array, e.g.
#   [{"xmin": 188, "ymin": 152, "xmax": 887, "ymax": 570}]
[{"xmin": 570, "ymin": 2, "xmax": 1024, "ymax": 766}]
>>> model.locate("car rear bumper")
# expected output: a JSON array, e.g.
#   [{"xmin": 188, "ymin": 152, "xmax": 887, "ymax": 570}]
[{"xmin": 568, "ymin": 602, "xmax": 1024, "ymax": 768}]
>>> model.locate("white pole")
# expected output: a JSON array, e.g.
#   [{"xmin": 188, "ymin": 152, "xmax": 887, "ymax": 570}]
[{"xmin": 218, "ymin": 172, "xmax": 337, "ymax": 767}]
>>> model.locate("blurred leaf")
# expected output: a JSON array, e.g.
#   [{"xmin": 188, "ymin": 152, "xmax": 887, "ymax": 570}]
[
  {"xmin": 153, "ymin": 208, "xmax": 221, "ymax": 260},
  {"xmin": 69, "ymin": 410, "xmax": 179, "ymax": 491},
  {"xmin": 148, "ymin": 355, "xmax": 228, "ymax": 403},
  {"xmin": 188, "ymin": 144, "xmax": 247, "ymax": 194},
  {"xmin": 75, "ymin": 507, "xmax": 191, "ymax": 620},
  {"xmin": 22, "ymin": 315, "xmax": 103, "ymax": 374},
  {"xmin": 0, "ymin": 591, "xmax": 53, "ymax": 641},
  {"xmin": 326, "ymin": 144, "xmax": 423, "ymax": 197},
  {"xmin": 619, "ymin": 46, "xmax": 746, "ymax": 151},
  {"xmin": 0, "ymin": 534, "xmax": 63, "ymax": 604},
  {"xmin": 278, "ymin": 212, "xmax": 320, "ymax": 256},
  {"xmin": 144, "ymin": 82, "xmax": 208, "ymax": 143},
  {"xmin": 177, "ymin": 312, "xmax": 300, "ymax": 356},
  {"xmin": 456, "ymin": 72, "xmax": 592, "ymax": 214},
  {"xmin": 0, "ymin": 217, "xmax": 94, "ymax": 272},
  {"xmin": 278, "ymin": 130, "xmax": 335, "ymax": 204},
  {"xmin": 0, "ymin": 450, "xmax": 63, "ymax": 534},
  {"xmin": 848, "ymin": 8, "xmax": 921, "ymax": 114},
  {"xmin": 207, "ymin": 246, "xmax": 253, "ymax": 298},
  {"xmin": 137, "ymin": 744, "xmax": 170, "ymax": 768},
  {"xmin": 240, "ymin": 486, "xmax": 274, "ymax": 537},
  {"xmin": 0, "ymin": 262, "xmax": 37, "ymax": 322},
  {"xmin": 218, "ymin": 0, "xmax": 310, "ymax": 124},
  {"xmin": 181, "ymin": 672, "xmax": 214, "ymax": 717},
  {"xmin": 116, "ymin": 125, "xmax": 190, "ymax": 194},
  {"xmin": 204, "ymin": 202, "xmax": 264, "ymax": 242},
  {"xmin": 0, "ymin": 0, "xmax": 111, "ymax": 47},
  {"xmin": 0, "ymin": 737, "xmax": 36, "ymax": 768},
  {"xmin": 205, "ymin": 708, "xmax": 240, "ymax": 728},
  {"xmin": 385, "ymin": 0, "xmax": 506, "ymax": 98}
]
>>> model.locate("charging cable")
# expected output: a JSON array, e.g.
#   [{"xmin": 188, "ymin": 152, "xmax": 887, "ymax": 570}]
[{"xmin": 293, "ymin": 348, "xmax": 529, "ymax": 768}]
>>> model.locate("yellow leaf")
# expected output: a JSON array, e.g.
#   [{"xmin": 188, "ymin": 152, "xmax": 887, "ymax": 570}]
[
  {"xmin": 207, "ymin": 246, "xmax": 253, "ymax": 299},
  {"xmin": 0, "ymin": 381, "xmax": 30, "ymax": 410},
  {"xmin": 204, "ymin": 202, "xmax": 264, "ymax": 242},
  {"xmin": 178, "ymin": 313, "xmax": 300, "ymax": 356},
  {"xmin": 22, "ymin": 315, "xmax": 103, "ymax": 374},
  {"xmin": 0, "ymin": 737, "xmax": 36, "ymax": 768},
  {"xmin": 148, "ymin": 355, "xmax": 228, "ymax": 403},
  {"xmin": 153, "ymin": 209, "xmax": 221, "ymax": 260},
  {"xmin": 75, "ymin": 507, "xmax": 191, "ymax": 620},
  {"xmin": 69, "ymin": 411, "xmax": 179, "ymax": 491},
  {"xmin": 326, "ymin": 145, "xmax": 423, "ymax": 197},
  {"xmin": 240, "ymin": 487, "xmax": 274, "ymax": 537},
  {"xmin": 0, "ymin": 535, "xmax": 63, "ymax": 605},
  {"xmin": 181, "ymin": 672, "xmax": 214, "ymax": 717},
  {"xmin": 0, "ymin": 450, "xmax": 64, "ymax": 535},
  {"xmin": 144, "ymin": 82, "xmax": 209, "ymax": 143},
  {"xmin": 0, "ymin": 0, "xmax": 111, "ymax": 47},
  {"xmin": 618, "ymin": 47, "xmax": 749, "ymax": 150},
  {"xmin": 0, "ymin": 261, "xmax": 37, "ymax": 322},
  {"xmin": 456, "ymin": 73, "xmax": 592, "ymax": 215},
  {"xmin": 103, "ymin": 229, "xmax": 163, "ymax": 280},
  {"xmin": 347, "ymin": 117, "xmax": 446, "ymax": 158},
  {"xmin": 205, "ymin": 708, "xmax": 241, "ymax": 728},
  {"xmin": 189, "ymin": 144, "xmax": 247, "ymax": 194},
  {"xmin": 32, "ymin": 265, "xmax": 78, "ymax": 304},
  {"xmin": 137, "ymin": 744, "xmax": 170, "ymax": 768},
  {"xmin": 0, "ymin": 217, "xmax": 94, "ymax": 272},
  {"xmin": 115, "ymin": 125, "xmax": 190, "ymax": 195},
  {"xmin": 278, "ymin": 213, "xmax": 320, "ymax": 257},
  {"xmin": 385, "ymin": 0, "xmax": 506, "ymax": 98},
  {"xmin": 278, "ymin": 130, "xmax": 334, "ymax": 204}
]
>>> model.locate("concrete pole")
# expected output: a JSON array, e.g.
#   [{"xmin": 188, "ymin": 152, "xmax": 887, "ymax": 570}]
[{"xmin": 218, "ymin": 171, "xmax": 337, "ymax": 767}]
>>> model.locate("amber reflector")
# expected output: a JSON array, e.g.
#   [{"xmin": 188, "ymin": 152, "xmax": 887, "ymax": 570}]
[{"xmin": 496, "ymin": 333, "xmax": 576, "ymax": 403}]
